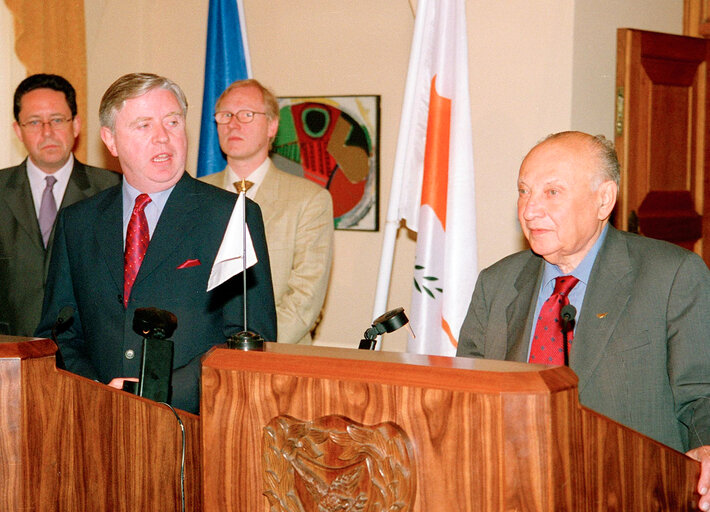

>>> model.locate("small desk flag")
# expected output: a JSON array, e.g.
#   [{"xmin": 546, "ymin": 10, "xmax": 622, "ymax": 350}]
[{"xmin": 207, "ymin": 193, "xmax": 257, "ymax": 291}]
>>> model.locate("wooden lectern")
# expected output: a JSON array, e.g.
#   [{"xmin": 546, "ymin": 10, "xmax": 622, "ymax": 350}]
[
  {"xmin": 200, "ymin": 343, "xmax": 701, "ymax": 511},
  {"xmin": 0, "ymin": 337, "xmax": 701, "ymax": 511},
  {"xmin": 0, "ymin": 336, "xmax": 202, "ymax": 511}
]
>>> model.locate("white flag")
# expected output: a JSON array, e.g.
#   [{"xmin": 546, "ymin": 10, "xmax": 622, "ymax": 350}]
[
  {"xmin": 207, "ymin": 193, "xmax": 258, "ymax": 291},
  {"xmin": 397, "ymin": 0, "xmax": 478, "ymax": 355}
]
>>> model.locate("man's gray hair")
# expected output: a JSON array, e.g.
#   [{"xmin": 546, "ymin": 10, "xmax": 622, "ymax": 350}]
[
  {"xmin": 540, "ymin": 131, "xmax": 621, "ymax": 188},
  {"xmin": 99, "ymin": 73, "xmax": 188, "ymax": 130}
]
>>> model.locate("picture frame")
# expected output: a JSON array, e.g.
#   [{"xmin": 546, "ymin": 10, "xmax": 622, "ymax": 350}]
[{"xmin": 272, "ymin": 95, "xmax": 380, "ymax": 231}]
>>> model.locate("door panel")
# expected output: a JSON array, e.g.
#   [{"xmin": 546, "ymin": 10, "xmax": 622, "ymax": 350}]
[{"xmin": 615, "ymin": 28, "xmax": 710, "ymax": 262}]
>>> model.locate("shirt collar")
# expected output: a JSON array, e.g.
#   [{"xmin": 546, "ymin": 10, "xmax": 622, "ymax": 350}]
[
  {"xmin": 541, "ymin": 223, "xmax": 609, "ymax": 285},
  {"xmin": 226, "ymin": 157, "xmax": 270, "ymax": 199},
  {"xmin": 26, "ymin": 153, "xmax": 74, "ymax": 189},
  {"xmin": 122, "ymin": 180, "xmax": 174, "ymax": 216}
]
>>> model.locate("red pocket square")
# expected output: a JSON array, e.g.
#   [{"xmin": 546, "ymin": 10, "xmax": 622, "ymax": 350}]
[{"xmin": 177, "ymin": 258, "xmax": 201, "ymax": 269}]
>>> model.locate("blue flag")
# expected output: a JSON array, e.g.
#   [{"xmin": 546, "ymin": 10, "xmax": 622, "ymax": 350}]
[{"xmin": 197, "ymin": 0, "xmax": 251, "ymax": 177}]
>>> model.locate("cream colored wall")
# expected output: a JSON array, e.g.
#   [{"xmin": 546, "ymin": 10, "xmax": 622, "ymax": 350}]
[
  {"xmin": 84, "ymin": 0, "xmax": 210, "ymax": 171},
  {"xmin": 82, "ymin": 0, "xmax": 681, "ymax": 352},
  {"xmin": 0, "ymin": 2, "xmax": 28, "ymax": 168},
  {"xmin": 571, "ymin": 0, "xmax": 682, "ymax": 138}
]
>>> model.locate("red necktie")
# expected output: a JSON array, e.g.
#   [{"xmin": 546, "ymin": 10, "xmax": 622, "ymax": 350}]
[
  {"xmin": 528, "ymin": 276, "xmax": 579, "ymax": 365},
  {"xmin": 124, "ymin": 194, "xmax": 152, "ymax": 307}
]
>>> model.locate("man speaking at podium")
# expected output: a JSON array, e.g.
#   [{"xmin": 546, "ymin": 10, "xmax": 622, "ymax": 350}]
[
  {"xmin": 456, "ymin": 132, "xmax": 710, "ymax": 508},
  {"xmin": 35, "ymin": 73, "xmax": 276, "ymax": 414}
]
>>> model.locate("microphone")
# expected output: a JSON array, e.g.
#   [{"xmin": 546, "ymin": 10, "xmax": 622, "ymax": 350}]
[
  {"xmin": 51, "ymin": 305, "xmax": 74, "ymax": 369},
  {"xmin": 358, "ymin": 307, "xmax": 409, "ymax": 350},
  {"xmin": 130, "ymin": 307, "xmax": 176, "ymax": 402},
  {"xmin": 51, "ymin": 305, "xmax": 74, "ymax": 342},
  {"xmin": 560, "ymin": 304, "xmax": 577, "ymax": 366},
  {"xmin": 53, "ymin": 306, "xmax": 75, "ymax": 333}
]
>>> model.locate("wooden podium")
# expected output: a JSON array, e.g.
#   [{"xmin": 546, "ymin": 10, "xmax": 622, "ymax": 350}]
[
  {"xmin": 1, "ymin": 337, "xmax": 701, "ymax": 511},
  {"xmin": 0, "ymin": 337, "xmax": 202, "ymax": 512}
]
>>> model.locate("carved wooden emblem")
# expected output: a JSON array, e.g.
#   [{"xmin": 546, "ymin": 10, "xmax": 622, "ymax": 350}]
[{"xmin": 262, "ymin": 415, "xmax": 416, "ymax": 511}]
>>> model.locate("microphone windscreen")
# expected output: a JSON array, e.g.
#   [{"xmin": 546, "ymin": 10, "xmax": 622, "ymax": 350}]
[
  {"xmin": 57, "ymin": 305, "xmax": 75, "ymax": 324},
  {"xmin": 561, "ymin": 304, "xmax": 577, "ymax": 321}
]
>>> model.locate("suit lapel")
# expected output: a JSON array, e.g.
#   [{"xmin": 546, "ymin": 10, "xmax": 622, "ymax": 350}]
[
  {"xmin": 47, "ymin": 161, "xmax": 92, "ymax": 251},
  {"xmin": 505, "ymin": 254, "xmax": 544, "ymax": 361},
  {"xmin": 133, "ymin": 174, "xmax": 201, "ymax": 286},
  {"xmin": 253, "ymin": 163, "xmax": 280, "ymax": 224},
  {"xmin": 95, "ymin": 187, "xmax": 125, "ymax": 294},
  {"xmin": 571, "ymin": 227, "xmax": 633, "ymax": 392},
  {"xmin": 61, "ymin": 161, "xmax": 92, "ymax": 208},
  {"xmin": 221, "ymin": 167, "xmax": 234, "ymax": 191},
  {"xmin": 3, "ymin": 162, "xmax": 44, "ymax": 250}
]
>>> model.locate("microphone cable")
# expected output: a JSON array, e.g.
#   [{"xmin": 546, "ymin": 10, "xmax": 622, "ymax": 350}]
[{"xmin": 161, "ymin": 402, "xmax": 186, "ymax": 512}]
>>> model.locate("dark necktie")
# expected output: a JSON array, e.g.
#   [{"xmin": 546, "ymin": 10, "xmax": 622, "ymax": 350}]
[
  {"xmin": 124, "ymin": 194, "xmax": 152, "ymax": 308},
  {"xmin": 39, "ymin": 175, "xmax": 58, "ymax": 247},
  {"xmin": 528, "ymin": 276, "xmax": 579, "ymax": 365}
]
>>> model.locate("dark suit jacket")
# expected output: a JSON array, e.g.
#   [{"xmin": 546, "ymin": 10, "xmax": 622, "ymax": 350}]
[
  {"xmin": 457, "ymin": 225, "xmax": 710, "ymax": 452},
  {"xmin": 35, "ymin": 173, "xmax": 277, "ymax": 413},
  {"xmin": 0, "ymin": 158, "xmax": 119, "ymax": 336}
]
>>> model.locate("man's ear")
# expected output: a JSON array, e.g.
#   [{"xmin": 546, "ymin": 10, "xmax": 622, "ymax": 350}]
[
  {"xmin": 100, "ymin": 126, "xmax": 118, "ymax": 157},
  {"xmin": 12, "ymin": 121, "xmax": 24, "ymax": 144},
  {"xmin": 71, "ymin": 115, "xmax": 81, "ymax": 139},
  {"xmin": 597, "ymin": 180, "xmax": 618, "ymax": 220},
  {"xmin": 267, "ymin": 118, "xmax": 279, "ymax": 139}
]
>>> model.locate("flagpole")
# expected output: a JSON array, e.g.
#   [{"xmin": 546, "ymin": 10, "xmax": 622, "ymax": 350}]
[
  {"xmin": 371, "ymin": 0, "xmax": 429, "ymax": 326},
  {"xmin": 236, "ymin": 0, "xmax": 252, "ymax": 77}
]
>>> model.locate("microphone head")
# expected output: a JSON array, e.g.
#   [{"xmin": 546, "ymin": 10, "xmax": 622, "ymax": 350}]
[
  {"xmin": 561, "ymin": 304, "xmax": 577, "ymax": 322},
  {"xmin": 52, "ymin": 305, "xmax": 76, "ymax": 345},
  {"xmin": 132, "ymin": 307, "xmax": 177, "ymax": 340},
  {"xmin": 57, "ymin": 305, "xmax": 75, "ymax": 324}
]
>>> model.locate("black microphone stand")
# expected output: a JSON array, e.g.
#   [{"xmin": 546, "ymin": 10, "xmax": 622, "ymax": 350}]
[
  {"xmin": 358, "ymin": 307, "xmax": 409, "ymax": 350},
  {"xmin": 51, "ymin": 305, "xmax": 74, "ymax": 370},
  {"xmin": 560, "ymin": 304, "xmax": 577, "ymax": 366}
]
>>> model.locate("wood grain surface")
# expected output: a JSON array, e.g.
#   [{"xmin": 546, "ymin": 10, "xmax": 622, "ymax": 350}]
[
  {"xmin": 0, "ymin": 336, "xmax": 201, "ymax": 511},
  {"xmin": 2, "ymin": 338, "xmax": 700, "ymax": 511},
  {"xmin": 201, "ymin": 343, "xmax": 700, "ymax": 511}
]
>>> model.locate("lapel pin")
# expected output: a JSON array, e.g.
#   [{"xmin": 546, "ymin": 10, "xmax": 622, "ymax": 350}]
[{"xmin": 597, "ymin": 312, "xmax": 608, "ymax": 319}]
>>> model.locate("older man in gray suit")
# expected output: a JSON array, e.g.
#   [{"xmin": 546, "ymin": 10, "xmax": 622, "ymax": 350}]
[
  {"xmin": 0, "ymin": 74, "xmax": 119, "ymax": 336},
  {"xmin": 456, "ymin": 131, "xmax": 710, "ymax": 509}
]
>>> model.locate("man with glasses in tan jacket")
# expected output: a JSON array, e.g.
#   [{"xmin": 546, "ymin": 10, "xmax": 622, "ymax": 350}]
[{"xmin": 201, "ymin": 79, "xmax": 333, "ymax": 345}]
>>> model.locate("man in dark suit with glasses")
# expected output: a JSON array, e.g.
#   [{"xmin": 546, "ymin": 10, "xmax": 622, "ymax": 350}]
[{"xmin": 0, "ymin": 74, "xmax": 119, "ymax": 336}]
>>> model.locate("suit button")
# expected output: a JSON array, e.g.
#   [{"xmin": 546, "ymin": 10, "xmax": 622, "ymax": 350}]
[{"xmin": 125, "ymin": 349, "xmax": 135, "ymax": 360}]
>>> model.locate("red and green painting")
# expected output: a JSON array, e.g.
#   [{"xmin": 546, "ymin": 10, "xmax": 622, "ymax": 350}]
[{"xmin": 272, "ymin": 95, "xmax": 379, "ymax": 230}]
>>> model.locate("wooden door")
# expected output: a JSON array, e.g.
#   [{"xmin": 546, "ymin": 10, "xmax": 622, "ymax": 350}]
[{"xmin": 615, "ymin": 28, "xmax": 710, "ymax": 263}]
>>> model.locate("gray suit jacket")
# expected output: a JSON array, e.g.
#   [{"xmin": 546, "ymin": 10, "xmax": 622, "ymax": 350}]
[
  {"xmin": 457, "ymin": 225, "xmax": 710, "ymax": 452},
  {"xmin": 200, "ymin": 162, "xmax": 333, "ymax": 344},
  {"xmin": 0, "ymin": 158, "xmax": 119, "ymax": 335}
]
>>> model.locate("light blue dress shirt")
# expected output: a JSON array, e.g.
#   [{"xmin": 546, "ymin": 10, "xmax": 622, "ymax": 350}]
[
  {"xmin": 526, "ymin": 224, "xmax": 609, "ymax": 360},
  {"xmin": 121, "ymin": 181, "xmax": 175, "ymax": 249}
]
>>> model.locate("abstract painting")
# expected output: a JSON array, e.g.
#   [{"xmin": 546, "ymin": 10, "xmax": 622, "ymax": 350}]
[{"xmin": 272, "ymin": 95, "xmax": 380, "ymax": 230}]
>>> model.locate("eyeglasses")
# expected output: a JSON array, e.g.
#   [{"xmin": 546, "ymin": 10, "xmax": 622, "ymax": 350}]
[
  {"xmin": 19, "ymin": 116, "xmax": 73, "ymax": 132},
  {"xmin": 214, "ymin": 110, "xmax": 266, "ymax": 125}
]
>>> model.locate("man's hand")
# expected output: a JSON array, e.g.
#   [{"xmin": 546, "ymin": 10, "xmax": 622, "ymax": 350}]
[
  {"xmin": 108, "ymin": 377, "xmax": 139, "ymax": 390},
  {"xmin": 687, "ymin": 445, "xmax": 710, "ymax": 511}
]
